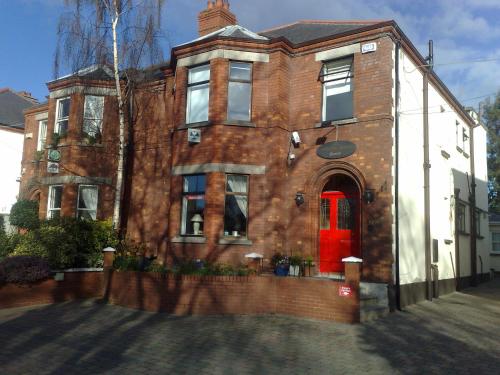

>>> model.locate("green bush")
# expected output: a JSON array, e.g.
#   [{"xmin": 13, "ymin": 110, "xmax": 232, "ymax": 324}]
[
  {"xmin": 9, "ymin": 200, "xmax": 40, "ymax": 230},
  {"xmin": 0, "ymin": 232, "xmax": 23, "ymax": 261},
  {"xmin": 12, "ymin": 218, "xmax": 118, "ymax": 269},
  {"xmin": 113, "ymin": 255, "xmax": 140, "ymax": 271},
  {"xmin": 0, "ymin": 256, "xmax": 50, "ymax": 284}
]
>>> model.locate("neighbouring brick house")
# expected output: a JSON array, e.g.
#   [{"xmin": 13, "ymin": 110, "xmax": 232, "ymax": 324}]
[{"xmin": 20, "ymin": 0, "xmax": 490, "ymax": 308}]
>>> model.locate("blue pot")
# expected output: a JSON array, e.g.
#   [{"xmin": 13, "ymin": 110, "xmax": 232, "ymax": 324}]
[{"xmin": 274, "ymin": 264, "xmax": 289, "ymax": 276}]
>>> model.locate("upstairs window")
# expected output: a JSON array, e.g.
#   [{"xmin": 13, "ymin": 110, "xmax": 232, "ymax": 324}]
[
  {"xmin": 224, "ymin": 174, "xmax": 249, "ymax": 238},
  {"xmin": 492, "ymin": 232, "xmax": 500, "ymax": 252},
  {"xmin": 181, "ymin": 175, "xmax": 206, "ymax": 235},
  {"xmin": 55, "ymin": 97, "xmax": 70, "ymax": 135},
  {"xmin": 186, "ymin": 64, "xmax": 210, "ymax": 124},
  {"xmin": 77, "ymin": 185, "xmax": 98, "ymax": 220},
  {"xmin": 228, "ymin": 62, "xmax": 252, "ymax": 121},
  {"xmin": 83, "ymin": 96, "xmax": 104, "ymax": 141},
  {"xmin": 320, "ymin": 57, "xmax": 354, "ymax": 122},
  {"xmin": 37, "ymin": 120, "xmax": 48, "ymax": 151},
  {"xmin": 47, "ymin": 185, "xmax": 63, "ymax": 219}
]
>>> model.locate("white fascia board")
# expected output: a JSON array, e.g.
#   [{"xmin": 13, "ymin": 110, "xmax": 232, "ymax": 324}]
[
  {"xmin": 177, "ymin": 49, "xmax": 269, "ymax": 67},
  {"xmin": 315, "ymin": 43, "xmax": 360, "ymax": 62},
  {"xmin": 35, "ymin": 112, "xmax": 49, "ymax": 121},
  {"xmin": 50, "ymin": 86, "xmax": 116, "ymax": 99}
]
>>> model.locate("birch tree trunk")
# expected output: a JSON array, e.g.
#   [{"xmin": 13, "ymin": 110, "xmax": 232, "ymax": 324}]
[{"xmin": 111, "ymin": 0, "xmax": 126, "ymax": 229}]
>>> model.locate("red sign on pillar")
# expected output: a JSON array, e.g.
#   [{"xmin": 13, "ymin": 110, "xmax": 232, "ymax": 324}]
[{"xmin": 338, "ymin": 284, "xmax": 353, "ymax": 297}]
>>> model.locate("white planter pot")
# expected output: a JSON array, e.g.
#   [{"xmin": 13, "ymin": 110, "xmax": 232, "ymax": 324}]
[{"xmin": 289, "ymin": 265, "xmax": 300, "ymax": 277}]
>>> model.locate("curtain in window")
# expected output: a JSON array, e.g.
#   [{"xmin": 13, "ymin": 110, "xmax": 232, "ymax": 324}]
[
  {"xmin": 79, "ymin": 186, "xmax": 98, "ymax": 220},
  {"xmin": 227, "ymin": 175, "xmax": 247, "ymax": 219},
  {"xmin": 83, "ymin": 96, "xmax": 104, "ymax": 137}
]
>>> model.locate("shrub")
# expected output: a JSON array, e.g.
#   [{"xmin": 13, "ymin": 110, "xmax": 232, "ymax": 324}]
[
  {"xmin": 113, "ymin": 255, "xmax": 140, "ymax": 271},
  {"xmin": 145, "ymin": 261, "xmax": 168, "ymax": 274},
  {"xmin": 0, "ymin": 256, "xmax": 50, "ymax": 284},
  {"xmin": 9, "ymin": 200, "xmax": 40, "ymax": 230},
  {"xmin": 0, "ymin": 233, "xmax": 23, "ymax": 261}
]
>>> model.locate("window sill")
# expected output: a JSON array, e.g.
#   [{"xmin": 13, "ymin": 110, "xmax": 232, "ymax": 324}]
[
  {"xmin": 458, "ymin": 231, "xmax": 469, "ymax": 236},
  {"xmin": 223, "ymin": 120, "xmax": 256, "ymax": 128},
  {"xmin": 218, "ymin": 237, "xmax": 253, "ymax": 246},
  {"xmin": 463, "ymin": 152, "xmax": 470, "ymax": 159},
  {"xmin": 178, "ymin": 121, "xmax": 212, "ymax": 129},
  {"xmin": 76, "ymin": 142, "xmax": 104, "ymax": 148},
  {"xmin": 456, "ymin": 146, "xmax": 463, "ymax": 153},
  {"xmin": 171, "ymin": 236, "xmax": 206, "ymax": 244},
  {"xmin": 315, "ymin": 118, "xmax": 358, "ymax": 128},
  {"xmin": 490, "ymin": 252, "xmax": 500, "ymax": 256}
]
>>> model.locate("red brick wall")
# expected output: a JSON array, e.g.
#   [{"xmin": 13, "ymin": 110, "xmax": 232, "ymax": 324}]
[
  {"xmin": 107, "ymin": 271, "xmax": 359, "ymax": 323},
  {"xmin": 0, "ymin": 272, "xmax": 103, "ymax": 309}
]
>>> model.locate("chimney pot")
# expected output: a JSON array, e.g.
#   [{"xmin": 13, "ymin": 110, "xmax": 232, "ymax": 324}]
[
  {"xmin": 215, "ymin": 0, "xmax": 223, "ymax": 7},
  {"xmin": 207, "ymin": 0, "xmax": 214, "ymax": 9},
  {"xmin": 198, "ymin": 0, "xmax": 237, "ymax": 36}
]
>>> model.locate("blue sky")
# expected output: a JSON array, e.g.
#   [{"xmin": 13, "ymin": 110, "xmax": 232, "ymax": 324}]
[{"xmin": 1, "ymin": 0, "xmax": 499, "ymax": 109}]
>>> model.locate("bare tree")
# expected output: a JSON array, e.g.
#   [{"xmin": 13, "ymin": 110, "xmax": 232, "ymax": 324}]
[{"xmin": 55, "ymin": 0, "xmax": 165, "ymax": 229}]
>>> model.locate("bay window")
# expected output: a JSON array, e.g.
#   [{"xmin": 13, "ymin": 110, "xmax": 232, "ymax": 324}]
[
  {"xmin": 47, "ymin": 185, "xmax": 63, "ymax": 219},
  {"xmin": 320, "ymin": 57, "xmax": 354, "ymax": 122},
  {"xmin": 224, "ymin": 174, "xmax": 248, "ymax": 238},
  {"xmin": 77, "ymin": 185, "xmax": 98, "ymax": 220},
  {"xmin": 55, "ymin": 97, "xmax": 70, "ymax": 134},
  {"xmin": 181, "ymin": 175, "xmax": 206, "ymax": 235},
  {"xmin": 186, "ymin": 64, "xmax": 210, "ymax": 124},
  {"xmin": 83, "ymin": 95, "xmax": 104, "ymax": 140},
  {"xmin": 227, "ymin": 62, "xmax": 252, "ymax": 121}
]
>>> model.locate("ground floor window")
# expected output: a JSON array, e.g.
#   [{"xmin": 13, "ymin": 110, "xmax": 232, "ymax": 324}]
[
  {"xmin": 77, "ymin": 185, "xmax": 98, "ymax": 220},
  {"xmin": 492, "ymin": 233, "xmax": 500, "ymax": 252},
  {"xmin": 47, "ymin": 185, "xmax": 63, "ymax": 219},
  {"xmin": 224, "ymin": 174, "xmax": 248, "ymax": 238},
  {"xmin": 181, "ymin": 175, "xmax": 206, "ymax": 235}
]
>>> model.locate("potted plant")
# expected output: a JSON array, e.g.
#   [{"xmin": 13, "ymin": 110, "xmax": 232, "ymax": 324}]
[
  {"xmin": 305, "ymin": 256, "xmax": 315, "ymax": 277},
  {"xmin": 271, "ymin": 253, "xmax": 289, "ymax": 276},
  {"xmin": 289, "ymin": 255, "xmax": 302, "ymax": 276}
]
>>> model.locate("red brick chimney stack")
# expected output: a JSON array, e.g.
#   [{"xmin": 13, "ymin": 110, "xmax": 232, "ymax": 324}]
[{"xmin": 198, "ymin": 0, "xmax": 237, "ymax": 37}]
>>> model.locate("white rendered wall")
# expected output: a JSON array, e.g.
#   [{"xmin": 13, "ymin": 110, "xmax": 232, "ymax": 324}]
[
  {"xmin": 0, "ymin": 129, "xmax": 23, "ymax": 215},
  {"xmin": 396, "ymin": 48, "xmax": 488, "ymax": 285}
]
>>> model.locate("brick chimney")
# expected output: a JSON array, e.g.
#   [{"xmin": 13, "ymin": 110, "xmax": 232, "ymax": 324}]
[{"xmin": 198, "ymin": 0, "xmax": 237, "ymax": 37}]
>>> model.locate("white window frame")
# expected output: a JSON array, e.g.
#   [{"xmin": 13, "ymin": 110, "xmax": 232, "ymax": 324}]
[
  {"xmin": 320, "ymin": 56, "xmax": 354, "ymax": 123},
  {"xmin": 83, "ymin": 95, "xmax": 104, "ymax": 138},
  {"xmin": 492, "ymin": 232, "xmax": 500, "ymax": 253},
  {"xmin": 227, "ymin": 61, "xmax": 252, "ymax": 122},
  {"xmin": 47, "ymin": 185, "xmax": 63, "ymax": 219},
  {"xmin": 54, "ymin": 97, "xmax": 70, "ymax": 134},
  {"xmin": 37, "ymin": 119, "xmax": 48, "ymax": 151},
  {"xmin": 181, "ymin": 175, "xmax": 206, "ymax": 236},
  {"xmin": 186, "ymin": 64, "xmax": 210, "ymax": 124},
  {"xmin": 223, "ymin": 174, "xmax": 249, "ymax": 238},
  {"xmin": 77, "ymin": 185, "xmax": 98, "ymax": 220}
]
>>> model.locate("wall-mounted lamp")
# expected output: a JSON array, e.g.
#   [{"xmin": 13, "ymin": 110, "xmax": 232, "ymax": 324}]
[
  {"xmin": 295, "ymin": 192, "xmax": 305, "ymax": 206},
  {"xmin": 291, "ymin": 131, "xmax": 301, "ymax": 148},
  {"xmin": 363, "ymin": 189, "xmax": 375, "ymax": 204}
]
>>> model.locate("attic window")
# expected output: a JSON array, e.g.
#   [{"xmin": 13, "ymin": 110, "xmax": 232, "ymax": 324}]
[{"xmin": 319, "ymin": 57, "xmax": 354, "ymax": 123}]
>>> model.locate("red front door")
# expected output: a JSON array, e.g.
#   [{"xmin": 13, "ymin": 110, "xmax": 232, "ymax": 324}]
[{"xmin": 319, "ymin": 191, "xmax": 359, "ymax": 273}]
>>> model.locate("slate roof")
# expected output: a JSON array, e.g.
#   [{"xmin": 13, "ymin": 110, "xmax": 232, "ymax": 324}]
[
  {"xmin": 259, "ymin": 21, "xmax": 385, "ymax": 45},
  {"xmin": 49, "ymin": 65, "xmax": 114, "ymax": 84},
  {"xmin": 0, "ymin": 89, "xmax": 38, "ymax": 129},
  {"xmin": 178, "ymin": 25, "xmax": 269, "ymax": 46}
]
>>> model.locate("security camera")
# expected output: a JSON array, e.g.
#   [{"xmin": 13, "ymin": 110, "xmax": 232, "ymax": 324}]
[
  {"xmin": 291, "ymin": 131, "xmax": 301, "ymax": 146},
  {"xmin": 288, "ymin": 153, "xmax": 296, "ymax": 160}
]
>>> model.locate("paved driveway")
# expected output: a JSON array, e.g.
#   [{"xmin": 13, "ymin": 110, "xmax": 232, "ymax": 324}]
[{"xmin": 1, "ymin": 279, "xmax": 500, "ymax": 375}]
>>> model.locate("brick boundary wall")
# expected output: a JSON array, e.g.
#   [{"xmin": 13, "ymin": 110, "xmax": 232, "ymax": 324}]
[
  {"xmin": 0, "ymin": 268, "xmax": 360, "ymax": 323},
  {"xmin": 106, "ymin": 272, "xmax": 360, "ymax": 323},
  {"xmin": 0, "ymin": 272, "xmax": 103, "ymax": 309}
]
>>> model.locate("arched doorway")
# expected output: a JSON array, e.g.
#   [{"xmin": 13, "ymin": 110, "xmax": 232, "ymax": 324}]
[{"xmin": 319, "ymin": 174, "xmax": 360, "ymax": 273}]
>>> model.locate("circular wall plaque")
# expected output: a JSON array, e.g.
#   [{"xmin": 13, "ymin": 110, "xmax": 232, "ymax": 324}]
[
  {"xmin": 48, "ymin": 149, "xmax": 61, "ymax": 162},
  {"xmin": 316, "ymin": 141, "xmax": 356, "ymax": 159}
]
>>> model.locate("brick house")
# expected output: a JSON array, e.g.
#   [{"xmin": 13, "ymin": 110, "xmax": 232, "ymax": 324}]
[{"xmin": 20, "ymin": 0, "xmax": 490, "ymax": 308}]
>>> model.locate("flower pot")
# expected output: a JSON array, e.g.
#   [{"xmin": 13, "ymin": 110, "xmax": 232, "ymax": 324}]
[
  {"xmin": 274, "ymin": 264, "xmax": 289, "ymax": 276},
  {"xmin": 289, "ymin": 265, "xmax": 300, "ymax": 277}
]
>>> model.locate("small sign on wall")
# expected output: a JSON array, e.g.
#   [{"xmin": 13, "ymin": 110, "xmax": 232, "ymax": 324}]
[
  {"xmin": 361, "ymin": 42, "xmax": 377, "ymax": 54},
  {"xmin": 338, "ymin": 284, "xmax": 353, "ymax": 297},
  {"xmin": 47, "ymin": 162, "xmax": 59, "ymax": 174},
  {"xmin": 188, "ymin": 128, "xmax": 201, "ymax": 143}
]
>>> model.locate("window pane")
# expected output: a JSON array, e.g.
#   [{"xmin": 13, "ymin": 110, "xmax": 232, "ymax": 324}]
[
  {"xmin": 322, "ymin": 57, "xmax": 353, "ymax": 122},
  {"xmin": 325, "ymin": 90, "xmax": 353, "ymax": 121},
  {"xmin": 37, "ymin": 120, "xmax": 47, "ymax": 151},
  {"xmin": 230, "ymin": 62, "xmax": 251, "ymax": 81},
  {"xmin": 84, "ymin": 96, "xmax": 104, "ymax": 119},
  {"xmin": 224, "ymin": 195, "xmax": 247, "ymax": 237},
  {"xmin": 228, "ymin": 82, "xmax": 251, "ymax": 121},
  {"xmin": 182, "ymin": 197, "xmax": 205, "ymax": 235},
  {"xmin": 58, "ymin": 98, "xmax": 70, "ymax": 119},
  {"xmin": 183, "ymin": 175, "xmax": 206, "ymax": 193},
  {"xmin": 492, "ymin": 233, "xmax": 500, "ymax": 242},
  {"xmin": 78, "ymin": 186, "xmax": 98, "ymax": 210},
  {"xmin": 188, "ymin": 65, "xmax": 210, "ymax": 84},
  {"xmin": 226, "ymin": 175, "xmax": 248, "ymax": 193},
  {"xmin": 337, "ymin": 198, "xmax": 354, "ymax": 230},
  {"xmin": 50, "ymin": 186, "xmax": 62, "ymax": 209},
  {"xmin": 187, "ymin": 84, "xmax": 209, "ymax": 123},
  {"xmin": 493, "ymin": 243, "xmax": 500, "ymax": 252},
  {"xmin": 320, "ymin": 198, "xmax": 330, "ymax": 229}
]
